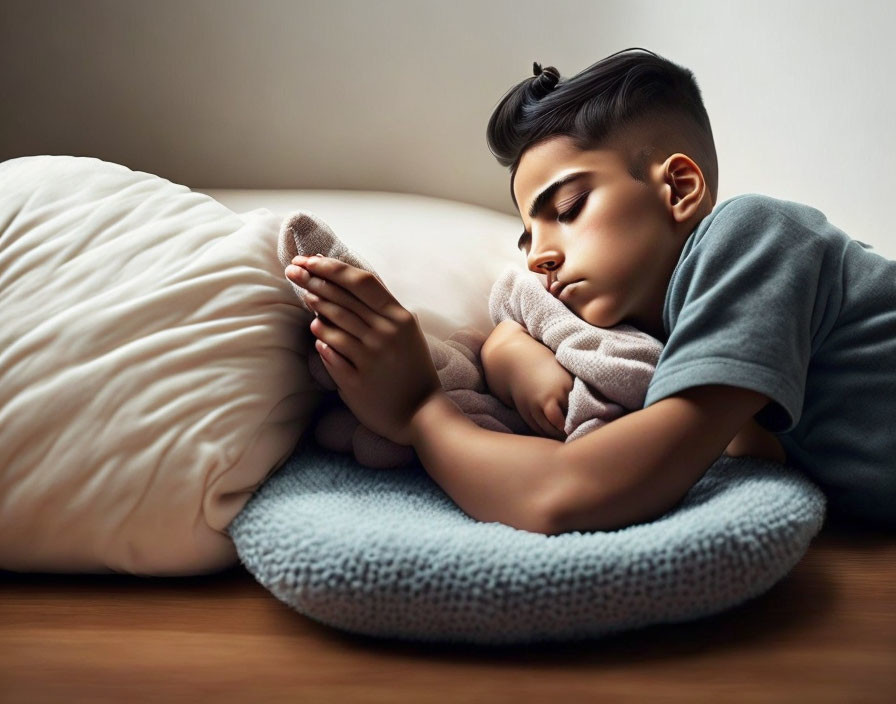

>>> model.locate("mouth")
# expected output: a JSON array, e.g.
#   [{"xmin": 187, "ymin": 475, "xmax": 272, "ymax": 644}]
[
  {"xmin": 548, "ymin": 279, "xmax": 566, "ymax": 297},
  {"xmin": 549, "ymin": 279, "xmax": 580, "ymax": 301}
]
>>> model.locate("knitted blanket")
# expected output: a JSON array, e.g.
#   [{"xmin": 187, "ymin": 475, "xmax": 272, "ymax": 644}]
[{"xmin": 279, "ymin": 211, "xmax": 663, "ymax": 468}]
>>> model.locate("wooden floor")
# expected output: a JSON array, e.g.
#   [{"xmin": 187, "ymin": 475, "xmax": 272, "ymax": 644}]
[{"xmin": 2, "ymin": 517, "xmax": 894, "ymax": 704}]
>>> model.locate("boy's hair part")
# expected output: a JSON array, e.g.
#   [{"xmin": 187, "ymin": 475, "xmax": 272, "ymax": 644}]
[{"xmin": 486, "ymin": 48, "xmax": 719, "ymax": 208}]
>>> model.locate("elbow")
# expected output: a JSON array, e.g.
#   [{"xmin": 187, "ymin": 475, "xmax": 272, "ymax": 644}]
[
  {"xmin": 545, "ymin": 488, "xmax": 680, "ymax": 534},
  {"xmin": 533, "ymin": 498, "xmax": 567, "ymax": 536},
  {"xmin": 498, "ymin": 476, "xmax": 571, "ymax": 537},
  {"xmin": 541, "ymin": 497, "xmax": 621, "ymax": 535},
  {"xmin": 540, "ymin": 475, "xmax": 658, "ymax": 535},
  {"xmin": 540, "ymin": 499, "xmax": 599, "ymax": 536},
  {"xmin": 535, "ymin": 515, "xmax": 569, "ymax": 537},
  {"xmin": 530, "ymin": 465, "xmax": 610, "ymax": 536},
  {"xmin": 497, "ymin": 495, "xmax": 562, "ymax": 537},
  {"xmin": 538, "ymin": 441, "xmax": 686, "ymax": 534}
]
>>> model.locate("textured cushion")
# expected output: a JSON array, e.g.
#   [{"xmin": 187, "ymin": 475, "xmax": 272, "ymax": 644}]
[
  {"xmin": 202, "ymin": 189, "xmax": 529, "ymax": 340},
  {"xmin": 0, "ymin": 156, "xmax": 320, "ymax": 575},
  {"xmin": 229, "ymin": 442, "xmax": 827, "ymax": 645}
]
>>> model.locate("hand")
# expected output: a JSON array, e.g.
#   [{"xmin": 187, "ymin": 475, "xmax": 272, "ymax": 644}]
[
  {"xmin": 483, "ymin": 324, "xmax": 572, "ymax": 440},
  {"xmin": 509, "ymin": 353, "xmax": 574, "ymax": 440},
  {"xmin": 285, "ymin": 255, "xmax": 442, "ymax": 446}
]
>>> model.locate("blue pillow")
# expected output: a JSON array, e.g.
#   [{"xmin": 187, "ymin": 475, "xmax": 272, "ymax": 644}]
[{"xmin": 228, "ymin": 442, "xmax": 825, "ymax": 645}]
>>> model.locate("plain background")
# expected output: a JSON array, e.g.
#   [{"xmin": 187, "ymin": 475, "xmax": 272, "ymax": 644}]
[{"xmin": 2, "ymin": 0, "xmax": 894, "ymax": 258}]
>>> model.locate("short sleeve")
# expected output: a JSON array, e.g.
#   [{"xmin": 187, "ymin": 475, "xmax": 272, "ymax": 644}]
[{"xmin": 644, "ymin": 195, "xmax": 841, "ymax": 432}]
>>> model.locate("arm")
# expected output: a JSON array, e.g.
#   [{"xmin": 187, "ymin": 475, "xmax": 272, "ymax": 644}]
[
  {"xmin": 410, "ymin": 383, "xmax": 769, "ymax": 534},
  {"xmin": 284, "ymin": 256, "xmax": 766, "ymax": 535},
  {"xmin": 544, "ymin": 385, "xmax": 771, "ymax": 533}
]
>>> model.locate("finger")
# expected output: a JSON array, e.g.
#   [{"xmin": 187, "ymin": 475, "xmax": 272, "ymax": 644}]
[
  {"xmin": 530, "ymin": 405, "xmax": 562, "ymax": 439},
  {"xmin": 296, "ymin": 256, "xmax": 405, "ymax": 320},
  {"xmin": 285, "ymin": 263, "xmax": 380, "ymax": 329},
  {"xmin": 515, "ymin": 404, "xmax": 540, "ymax": 437},
  {"xmin": 305, "ymin": 293, "xmax": 368, "ymax": 342},
  {"xmin": 309, "ymin": 314, "xmax": 364, "ymax": 370},
  {"xmin": 313, "ymin": 337, "xmax": 356, "ymax": 385},
  {"xmin": 537, "ymin": 415, "xmax": 562, "ymax": 439},
  {"xmin": 543, "ymin": 399, "xmax": 568, "ymax": 437},
  {"xmin": 525, "ymin": 414, "xmax": 548, "ymax": 438}
]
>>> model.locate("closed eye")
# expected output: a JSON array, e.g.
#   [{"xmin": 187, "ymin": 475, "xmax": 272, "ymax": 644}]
[{"xmin": 557, "ymin": 193, "xmax": 588, "ymax": 223}]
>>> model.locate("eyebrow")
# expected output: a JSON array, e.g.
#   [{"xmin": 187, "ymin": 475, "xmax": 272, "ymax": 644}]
[{"xmin": 517, "ymin": 171, "xmax": 590, "ymax": 251}]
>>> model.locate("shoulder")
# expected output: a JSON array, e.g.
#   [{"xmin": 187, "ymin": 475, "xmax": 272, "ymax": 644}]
[
  {"xmin": 684, "ymin": 193, "xmax": 843, "ymax": 264},
  {"xmin": 705, "ymin": 193, "xmax": 837, "ymax": 237}
]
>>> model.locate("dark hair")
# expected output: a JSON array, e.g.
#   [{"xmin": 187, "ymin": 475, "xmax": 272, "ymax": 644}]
[{"xmin": 486, "ymin": 48, "xmax": 718, "ymax": 206}]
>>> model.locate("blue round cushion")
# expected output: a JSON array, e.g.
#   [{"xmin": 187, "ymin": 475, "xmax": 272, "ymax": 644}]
[{"xmin": 228, "ymin": 442, "xmax": 826, "ymax": 645}]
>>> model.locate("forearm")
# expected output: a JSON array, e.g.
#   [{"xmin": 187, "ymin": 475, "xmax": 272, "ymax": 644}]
[
  {"xmin": 409, "ymin": 391, "xmax": 563, "ymax": 534},
  {"xmin": 550, "ymin": 385, "xmax": 772, "ymax": 533}
]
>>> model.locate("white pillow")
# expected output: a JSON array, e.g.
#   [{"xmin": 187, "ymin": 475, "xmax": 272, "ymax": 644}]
[
  {"xmin": 0, "ymin": 156, "xmax": 320, "ymax": 575},
  {"xmin": 203, "ymin": 190, "xmax": 530, "ymax": 340}
]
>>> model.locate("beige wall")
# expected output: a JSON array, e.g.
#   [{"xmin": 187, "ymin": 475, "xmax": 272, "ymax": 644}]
[{"xmin": 2, "ymin": 0, "xmax": 894, "ymax": 256}]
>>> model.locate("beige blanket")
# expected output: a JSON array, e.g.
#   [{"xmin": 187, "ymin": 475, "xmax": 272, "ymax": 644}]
[{"xmin": 279, "ymin": 211, "xmax": 663, "ymax": 468}]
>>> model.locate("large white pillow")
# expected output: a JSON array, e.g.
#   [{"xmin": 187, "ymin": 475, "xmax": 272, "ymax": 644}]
[{"xmin": 0, "ymin": 156, "xmax": 320, "ymax": 575}]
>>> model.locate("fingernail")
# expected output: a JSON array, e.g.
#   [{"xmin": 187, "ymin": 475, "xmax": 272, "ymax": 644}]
[
  {"xmin": 312, "ymin": 253, "xmax": 324, "ymax": 257},
  {"xmin": 292, "ymin": 255, "xmax": 307, "ymax": 264},
  {"xmin": 285, "ymin": 265, "xmax": 301, "ymax": 276}
]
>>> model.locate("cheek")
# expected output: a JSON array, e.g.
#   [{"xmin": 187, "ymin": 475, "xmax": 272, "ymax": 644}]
[
  {"xmin": 593, "ymin": 186, "xmax": 647, "ymax": 226},
  {"xmin": 584, "ymin": 233, "xmax": 644, "ymax": 286}
]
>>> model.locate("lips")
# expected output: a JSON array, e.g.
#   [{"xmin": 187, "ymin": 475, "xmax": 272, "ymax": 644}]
[
  {"xmin": 549, "ymin": 279, "xmax": 580, "ymax": 300},
  {"xmin": 548, "ymin": 280, "xmax": 567, "ymax": 298}
]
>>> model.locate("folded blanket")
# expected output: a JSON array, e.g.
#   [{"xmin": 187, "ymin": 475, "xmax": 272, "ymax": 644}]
[{"xmin": 278, "ymin": 211, "xmax": 664, "ymax": 468}]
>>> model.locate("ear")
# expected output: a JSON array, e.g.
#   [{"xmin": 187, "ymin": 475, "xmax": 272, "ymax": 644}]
[{"xmin": 660, "ymin": 153, "xmax": 707, "ymax": 224}]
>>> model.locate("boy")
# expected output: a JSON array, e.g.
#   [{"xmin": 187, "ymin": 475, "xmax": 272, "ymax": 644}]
[{"xmin": 285, "ymin": 48, "xmax": 895, "ymax": 534}]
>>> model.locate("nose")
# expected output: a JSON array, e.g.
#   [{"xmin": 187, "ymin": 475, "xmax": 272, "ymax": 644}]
[{"xmin": 527, "ymin": 244, "xmax": 563, "ymax": 281}]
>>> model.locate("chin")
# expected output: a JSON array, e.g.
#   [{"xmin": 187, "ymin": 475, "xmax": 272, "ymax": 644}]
[{"xmin": 577, "ymin": 301, "xmax": 624, "ymax": 329}]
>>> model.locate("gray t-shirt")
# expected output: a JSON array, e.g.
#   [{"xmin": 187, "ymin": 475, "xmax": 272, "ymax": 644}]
[{"xmin": 644, "ymin": 193, "xmax": 895, "ymax": 528}]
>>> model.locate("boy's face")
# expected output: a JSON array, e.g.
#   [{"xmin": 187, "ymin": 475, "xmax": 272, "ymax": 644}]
[{"xmin": 512, "ymin": 135, "xmax": 696, "ymax": 339}]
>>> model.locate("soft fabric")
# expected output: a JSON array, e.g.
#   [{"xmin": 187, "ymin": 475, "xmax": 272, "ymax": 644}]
[
  {"xmin": 228, "ymin": 442, "xmax": 827, "ymax": 645},
  {"xmin": 207, "ymin": 188, "xmax": 528, "ymax": 341},
  {"xmin": 645, "ymin": 193, "xmax": 896, "ymax": 529},
  {"xmin": 278, "ymin": 212, "xmax": 662, "ymax": 468},
  {"xmin": 0, "ymin": 156, "xmax": 320, "ymax": 575}
]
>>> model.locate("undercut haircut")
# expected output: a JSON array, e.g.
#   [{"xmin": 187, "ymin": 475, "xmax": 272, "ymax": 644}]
[{"xmin": 486, "ymin": 48, "xmax": 719, "ymax": 207}]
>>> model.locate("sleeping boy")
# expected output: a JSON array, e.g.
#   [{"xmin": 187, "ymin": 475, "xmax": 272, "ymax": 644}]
[{"xmin": 284, "ymin": 48, "xmax": 896, "ymax": 534}]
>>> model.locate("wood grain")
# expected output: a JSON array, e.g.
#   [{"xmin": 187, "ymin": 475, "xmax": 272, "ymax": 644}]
[{"xmin": 2, "ymin": 518, "xmax": 894, "ymax": 704}]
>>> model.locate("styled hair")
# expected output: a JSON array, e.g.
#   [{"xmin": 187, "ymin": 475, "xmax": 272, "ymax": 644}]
[{"xmin": 486, "ymin": 48, "xmax": 718, "ymax": 206}]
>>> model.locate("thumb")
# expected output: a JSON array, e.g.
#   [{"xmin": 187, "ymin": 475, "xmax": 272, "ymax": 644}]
[{"xmin": 544, "ymin": 398, "xmax": 567, "ymax": 434}]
